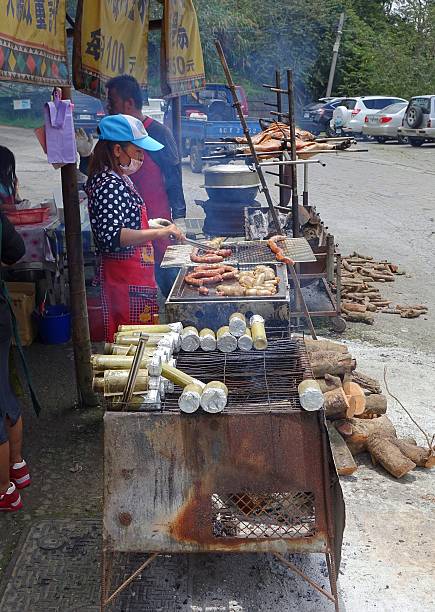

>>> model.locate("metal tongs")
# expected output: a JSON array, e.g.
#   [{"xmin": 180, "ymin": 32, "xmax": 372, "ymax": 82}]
[{"xmin": 148, "ymin": 218, "xmax": 218, "ymax": 252}]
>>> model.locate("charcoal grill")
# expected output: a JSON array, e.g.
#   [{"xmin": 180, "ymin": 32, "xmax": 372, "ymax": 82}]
[
  {"xmin": 166, "ymin": 263, "xmax": 290, "ymax": 328},
  {"xmin": 102, "ymin": 335, "xmax": 345, "ymax": 610}
]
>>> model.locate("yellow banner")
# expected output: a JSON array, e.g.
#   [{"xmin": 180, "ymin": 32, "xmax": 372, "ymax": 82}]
[
  {"xmin": 73, "ymin": 0, "xmax": 150, "ymax": 99},
  {"xmin": 162, "ymin": 0, "xmax": 206, "ymax": 97},
  {"xmin": 0, "ymin": 1, "xmax": 68, "ymax": 85}
]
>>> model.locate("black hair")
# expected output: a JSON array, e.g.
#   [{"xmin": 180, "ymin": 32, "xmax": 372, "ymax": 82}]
[
  {"xmin": 0, "ymin": 145, "xmax": 17, "ymax": 197},
  {"xmin": 106, "ymin": 75, "xmax": 142, "ymax": 110}
]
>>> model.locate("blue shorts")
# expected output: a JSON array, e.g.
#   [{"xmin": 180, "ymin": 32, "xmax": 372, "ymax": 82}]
[{"xmin": 0, "ymin": 338, "xmax": 22, "ymax": 444}]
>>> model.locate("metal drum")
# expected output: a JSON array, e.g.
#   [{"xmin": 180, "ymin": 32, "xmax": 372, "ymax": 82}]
[{"xmin": 203, "ymin": 164, "xmax": 260, "ymax": 203}]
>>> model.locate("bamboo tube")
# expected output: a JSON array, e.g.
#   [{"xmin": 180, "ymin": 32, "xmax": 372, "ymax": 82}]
[
  {"xmin": 180, "ymin": 326, "xmax": 200, "ymax": 352},
  {"xmin": 200, "ymin": 381, "xmax": 228, "ymax": 413},
  {"xmin": 228, "ymin": 312, "xmax": 247, "ymax": 337},
  {"xmin": 114, "ymin": 334, "xmax": 163, "ymax": 346},
  {"xmin": 238, "ymin": 328, "xmax": 253, "ymax": 351},
  {"xmin": 250, "ymin": 315, "xmax": 267, "ymax": 350},
  {"xmin": 91, "ymin": 354, "xmax": 150, "ymax": 371},
  {"xmin": 298, "ymin": 379, "xmax": 324, "ymax": 411},
  {"xmin": 216, "ymin": 326, "xmax": 238, "ymax": 353},
  {"xmin": 161, "ymin": 363, "xmax": 205, "ymax": 389},
  {"xmin": 103, "ymin": 370, "xmax": 149, "ymax": 395},
  {"xmin": 117, "ymin": 323, "xmax": 182, "ymax": 333},
  {"xmin": 178, "ymin": 383, "xmax": 203, "ymax": 413},
  {"xmin": 92, "ymin": 376, "xmax": 105, "ymax": 392},
  {"xmin": 199, "ymin": 328, "xmax": 217, "ymax": 352}
]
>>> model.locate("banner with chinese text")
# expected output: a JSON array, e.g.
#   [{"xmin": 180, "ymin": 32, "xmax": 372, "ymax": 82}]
[
  {"xmin": 73, "ymin": 0, "xmax": 149, "ymax": 100},
  {"xmin": 0, "ymin": 1, "xmax": 68, "ymax": 86},
  {"xmin": 161, "ymin": 0, "xmax": 205, "ymax": 97}
]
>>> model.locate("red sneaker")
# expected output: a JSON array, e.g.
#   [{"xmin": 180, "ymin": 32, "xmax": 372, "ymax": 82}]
[
  {"xmin": 0, "ymin": 483, "xmax": 23, "ymax": 512},
  {"xmin": 10, "ymin": 460, "xmax": 31, "ymax": 490}
]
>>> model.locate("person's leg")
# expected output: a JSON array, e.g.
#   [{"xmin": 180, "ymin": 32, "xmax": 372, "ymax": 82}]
[
  {"xmin": 0, "ymin": 438, "xmax": 11, "ymax": 494},
  {"xmin": 6, "ymin": 416, "xmax": 23, "ymax": 465}
]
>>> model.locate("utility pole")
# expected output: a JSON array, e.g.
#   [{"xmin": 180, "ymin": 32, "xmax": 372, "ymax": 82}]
[{"xmin": 326, "ymin": 12, "xmax": 345, "ymax": 98}]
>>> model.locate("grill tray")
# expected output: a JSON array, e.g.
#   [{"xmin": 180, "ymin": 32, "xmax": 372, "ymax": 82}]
[
  {"xmin": 171, "ymin": 263, "xmax": 288, "ymax": 302},
  {"xmin": 162, "ymin": 335, "xmax": 312, "ymax": 413}
]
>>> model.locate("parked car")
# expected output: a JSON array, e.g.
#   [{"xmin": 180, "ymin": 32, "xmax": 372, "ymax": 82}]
[
  {"xmin": 142, "ymin": 98, "xmax": 165, "ymax": 123},
  {"xmin": 331, "ymin": 96, "xmax": 407, "ymax": 136},
  {"xmin": 72, "ymin": 90, "xmax": 105, "ymax": 133},
  {"xmin": 397, "ymin": 95, "xmax": 435, "ymax": 147},
  {"xmin": 362, "ymin": 102, "xmax": 408, "ymax": 143},
  {"xmin": 305, "ymin": 98, "xmax": 346, "ymax": 135}
]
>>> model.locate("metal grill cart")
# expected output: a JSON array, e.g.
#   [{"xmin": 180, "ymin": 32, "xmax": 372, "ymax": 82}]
[{"xmin": 101, "ymin": 335, "xmax": 345, "ymax": 610}]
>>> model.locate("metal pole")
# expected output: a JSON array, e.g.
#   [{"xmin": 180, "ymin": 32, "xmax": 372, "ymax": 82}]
[
  {"xmin": 215, "ymin": 40, "xmax": 283, "ymax": 235},
  {"xmin": 326, "ymin": 12, "xmax": 345, "ymax": 98},
  {"xmin": 171, "ymin": 96, "xmax": 182, "ymax": 156},
  {"xmin": 275, "ymin": 71, "xmax": 286, "ymax": 207},
  {"xmin": 61, "ymin": 86, "xmax": 97, "ymax": 407},
  {"xmin": 286, "ymin": 70, "xmax": 300, "ymax": 237}
]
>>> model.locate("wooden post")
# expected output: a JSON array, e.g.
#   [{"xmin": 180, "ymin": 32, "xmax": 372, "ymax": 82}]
[
  {"xmin": 61, "ymin": 86, "xmax": 97, "ymax": 407},
  {"xmin": 286, "ymin": 69, "xmax": 300, "ymax": 237},
  {"xmin": 275, "ymin": 71, "xmax": 286, "ymax": 208}
]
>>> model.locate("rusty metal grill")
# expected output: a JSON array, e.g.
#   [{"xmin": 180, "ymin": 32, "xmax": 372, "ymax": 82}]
[
  {"xmin": 212, "ymin": 491, "xmax": 316, "ymax": 539},
  {"xmin": 162, "ymin": 335, "xmax": 312, "ymax": 413}
]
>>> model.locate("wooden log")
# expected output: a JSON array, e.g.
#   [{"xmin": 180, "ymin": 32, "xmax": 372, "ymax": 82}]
[
  {"xmin": 392, "ymin": 439, "xmax": 432, "ymax": 467},
  {"xmin": 342, "ymin": 301, "xmax": 367, "ymax": 313},
  {"xmin": 343, "ymin": 310, "xmax": 375, "ymax": 325},
  {"xmin": 317, "ymin": 374, "xmax": 342, "ymax": 393},
  {"xmin": 342, "ymin": 260, "xmax": 355, "ymax": 273},
  {"xmin": 367, "ymin": 433, "xmax": 416, "ymax": 478},
  {"xmin": 327, "ymin": 424, "xmax": 358, "ymax": 476},
  {"xmin": 346, "ymin": 415, "xmax": 396, "ymax": 455},
  {"xmin": 304, "ymin": 339, "xmax": 348, "ymax": 354},
  {"xmin": 324, "ymin": 387, "xmax": 350, "ymax": 417},
  {"xmin": 310, "ymin": 351, "xmax": 355, "ymax": 378},
  {"xmin": 335, "ymin": 420, "xmax": 353, "ymax": 437},
  {"xmin": 362, "ymin": 394, "xmax": 387, "ymax": 416},
  {"xmin": 343, "ymin": 381, "xmax": 366, "ymax": 415}
]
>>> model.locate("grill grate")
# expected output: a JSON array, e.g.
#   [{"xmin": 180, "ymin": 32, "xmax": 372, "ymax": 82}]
[
  {"xmin": 233, "ymin": 239, "xmax": 316, "ymax": 264},
  {"xmin": 162, "ymin": 335, "xmax": 312, "ymax": 413},
  {"xmin": 212, "ymin": 491, "xmax": 316, "ymax": 539}
]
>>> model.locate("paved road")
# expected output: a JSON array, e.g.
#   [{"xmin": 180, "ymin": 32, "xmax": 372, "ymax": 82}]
[{"xmin": 0, "ymin": 126, "xmax": 434, "ymax": 611}]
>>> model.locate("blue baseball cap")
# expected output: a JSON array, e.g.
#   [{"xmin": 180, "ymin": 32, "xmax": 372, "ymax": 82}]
[{"xmin": 98, "ymin": 114, "xmax": 164, "ymax": 152}]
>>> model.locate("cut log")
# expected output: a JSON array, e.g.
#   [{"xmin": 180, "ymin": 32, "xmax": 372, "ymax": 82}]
[
  {"xmin": 324, "ymin": 387, "xmax": 351, "ymax": 418},
  {"xmin": 310, "ymin": 351, "xmax": 355, "ymax": 378},
  {"xmin": 362, "ymin": 394, "xmax": 387, "ymax": 416},
  {"xmin": 342, "ymin": 310, "xmax": 375, "ymax": 325},
  {"xmin": 342, "ymin": 302, "xmax": 367, "ymax": 313},
  {"xmin": 317, "ymin": 375, "xmax": 342, "ymax": 394},
  {"xmin": 304, "ymin": 339, "xmax": 348, "ymax": 354},
  {"xmin": 392, "ymin": 439, "xmax": 431, "ymax": 467},
  {"xmin": 327, "ymin": 425, "xmax": 358, "ymax": 476},
  {"xmin": 346, "ymin": 415, "xmax": 396, "ymax": 455},
  {"xmin": 343, "ymin": 381, "xmax": 366, "ymax": 415},
  {"xmin": 335, "ymin": 420, "xmax": 353, "ymax": 437},
  {"xmin": 367, "ymin": 433, "xmax": 416, "ymax": 478}
]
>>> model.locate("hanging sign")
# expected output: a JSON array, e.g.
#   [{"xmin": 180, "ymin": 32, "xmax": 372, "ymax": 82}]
[
  {"xmin": 73, "ymin": 0, "xmax": 150, "ymax": 99},
  {"xmin": 0, "ymin": 1, "xmax": 68, "ymax": 86},
  {"xmin": 161, "ymin": 0, "xmax": 206, "ymax": 97}
]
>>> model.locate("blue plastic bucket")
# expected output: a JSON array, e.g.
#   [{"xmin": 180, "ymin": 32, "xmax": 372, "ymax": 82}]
[{"xmin": 38, "ymin": 305, "xmax": 71, "ymax": 344}]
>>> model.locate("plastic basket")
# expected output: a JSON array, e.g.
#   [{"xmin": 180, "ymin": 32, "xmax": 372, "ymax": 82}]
[{"xmin": 6, "ymin": 207, "xmax": 50, "ymax": 225}]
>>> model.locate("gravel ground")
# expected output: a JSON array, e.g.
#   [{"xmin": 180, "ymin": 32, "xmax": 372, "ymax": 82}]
[{"xmin": 0, "ymin": 126, "xmax": 434, "ymax": 611}]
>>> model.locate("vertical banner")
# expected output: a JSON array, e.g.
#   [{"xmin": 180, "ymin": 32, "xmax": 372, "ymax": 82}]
[
  {"xmin": 0, "ymin": 1, "xmax": 68, "ymax": 85},
  {"xmin": 73, "ymin": 0, "xmax": 150, "ymax": 99},
  {"xmin": 161, "ymin": 0, "xmax": 206, "ymax": 97}
]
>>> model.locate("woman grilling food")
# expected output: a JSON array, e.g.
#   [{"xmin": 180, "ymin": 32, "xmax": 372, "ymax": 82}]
[{"xmin": 86, "ymin": 114, "xmax": 184, "ymax": 341}]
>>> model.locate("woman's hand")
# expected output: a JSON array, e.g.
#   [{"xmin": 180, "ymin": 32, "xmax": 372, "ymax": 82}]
[{"xmin": 161, "ymin": 223, "xmax": 185, "ymax": 243}]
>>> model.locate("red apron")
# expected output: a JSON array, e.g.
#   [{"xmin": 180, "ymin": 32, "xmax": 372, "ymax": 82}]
[
  {"xmin": 100, "ymin": 202, "xmax": 158, "ymax": 342},
  {"xmin": 131, "ymin": 116, "xmax": 172, "ymax": 265}
]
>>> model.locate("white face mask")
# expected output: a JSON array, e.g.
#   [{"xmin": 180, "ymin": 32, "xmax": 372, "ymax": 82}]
[{"xmin": 119, "ymin": 156, "xmax": 143, "ymax": 176}]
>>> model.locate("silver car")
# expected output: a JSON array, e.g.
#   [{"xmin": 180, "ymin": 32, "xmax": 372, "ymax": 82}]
[{"xmin": 362, "ymin": 102, "xmax": 408, "ymax": 143}]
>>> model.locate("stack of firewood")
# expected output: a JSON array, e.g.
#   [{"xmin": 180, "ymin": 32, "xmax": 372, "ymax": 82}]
[
  {"xmin": 335, "ymin": 252, "xmax": 427, "ymax": 323},
  {"xmin": 305, "ymin": 338, "xmax": 435, "ymax": 478}
]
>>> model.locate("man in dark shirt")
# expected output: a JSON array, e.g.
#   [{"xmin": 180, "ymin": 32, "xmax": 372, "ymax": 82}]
[{"xmin": 105, "ymin": 76, "xmax": 185, "ymax": 297}]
